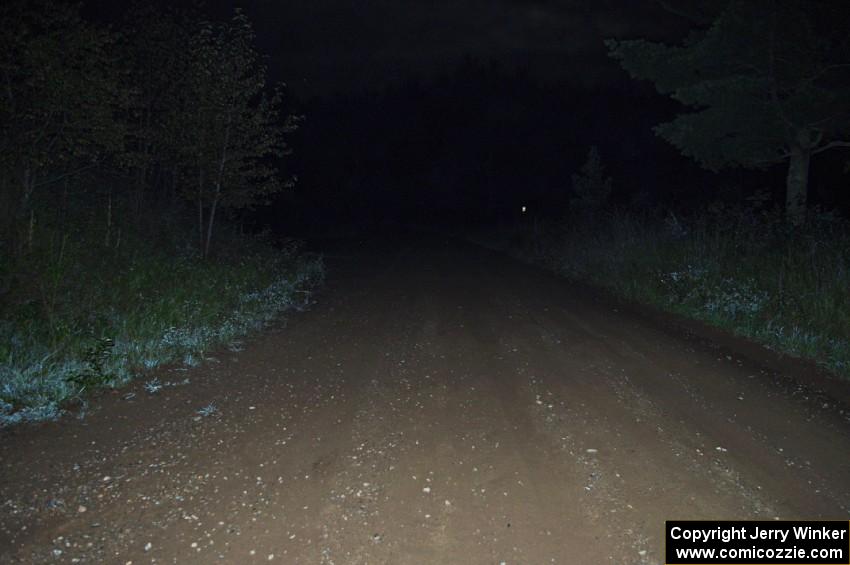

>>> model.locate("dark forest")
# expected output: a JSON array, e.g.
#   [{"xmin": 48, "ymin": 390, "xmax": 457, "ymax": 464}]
[{"xmin": 2, "ymin": 1, "xmax": 849, "ymax": 562}]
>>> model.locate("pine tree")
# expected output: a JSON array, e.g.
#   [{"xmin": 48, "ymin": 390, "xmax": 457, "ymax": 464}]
[
  {"xmin": 570, "ymin": 146, "xmax": 612, "ymax": 215},
  {"xmin": 606, "ymin": 1, "xmax": 850, "ymax": 223}
]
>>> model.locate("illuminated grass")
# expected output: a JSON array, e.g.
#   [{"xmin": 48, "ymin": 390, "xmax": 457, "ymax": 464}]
[
  {"xmin": 473, "ymin": 208, "xmax": 850, "ymax": 377},
  {"xmin": 1, "ymin": 219, "xmax": 324, "ymax": 427}
]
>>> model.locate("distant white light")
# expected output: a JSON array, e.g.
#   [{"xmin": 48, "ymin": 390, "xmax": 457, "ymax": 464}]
[{"xmin": 521, "ymin": 205, "xmax": 527, "ymax": 214}]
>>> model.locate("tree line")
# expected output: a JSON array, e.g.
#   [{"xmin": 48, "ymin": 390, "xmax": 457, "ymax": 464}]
[{"xmin": 0, "ymin": 0, "xmax": 297, "ymax": 257}]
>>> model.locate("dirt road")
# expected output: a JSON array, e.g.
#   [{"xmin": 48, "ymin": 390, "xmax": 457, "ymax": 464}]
[{"xmin": 2, "ymin": 236, "xmax": 849, "ymax": 564}]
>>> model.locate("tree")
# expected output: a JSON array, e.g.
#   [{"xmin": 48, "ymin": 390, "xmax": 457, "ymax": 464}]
[
  {"xmin": 119, "ymin": 4, "xmax": 196, "ymax": 217},
  {"xmin": 571, "ymin": 146, "xmax": 612, "ymax": 215},
  {"xmin": 0, "ymin": 0, "xmax": 125, "ymax": 249},
  {"xmin": 180, "ymin": 11, "xmax": 298, "ymax": 257},
  {"xmin": 606, "ymin": 1, "xmax": 850, "ymax": 223}
]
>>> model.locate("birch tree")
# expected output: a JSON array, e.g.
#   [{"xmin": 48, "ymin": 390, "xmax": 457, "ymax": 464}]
[{"xmin": 184, "ymin": 11, "xmax": 298, "ymax": 258}]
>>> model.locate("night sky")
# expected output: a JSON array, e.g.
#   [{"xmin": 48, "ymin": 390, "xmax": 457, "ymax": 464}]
[
  {"xmin": 238, "ymin": 0, "xmax": 692, "ymax": 97},
  {"xmin": 82, "ymin": 0, "xmax": 847, "ymax": 232},
  {"xmin": 217, "ymin": 0, "xmax": 703, "ymax": 232}
]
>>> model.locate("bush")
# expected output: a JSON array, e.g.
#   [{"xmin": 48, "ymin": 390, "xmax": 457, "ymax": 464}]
[
  {"xmin": 0, "ymin": 196, "xmax": 324, "ymax": 427},
  {"xmin": 570, "ymin": 146, "xmax": 612, "ymax": 216},
  {"xmin": 473, "ymin": 205, "xmax": 850, "ymax": 377}
]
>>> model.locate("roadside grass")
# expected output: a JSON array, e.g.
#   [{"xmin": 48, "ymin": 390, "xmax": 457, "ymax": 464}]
[
  {"xmin": 471, "ymin": 206, "xmax": 850, "ymax": 378},
  {"xmin": 0, "ymin": 207, "xmax": 324, "ymax": 427}
]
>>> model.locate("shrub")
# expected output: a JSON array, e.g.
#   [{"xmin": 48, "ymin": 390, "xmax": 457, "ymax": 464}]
[
  {"xmin": 473, "ymin": 205, "xmax": 850, "ymax": 377},
  {"xmin": 0, "ymin": 198, "xmax": 324, "ymax": 427}
]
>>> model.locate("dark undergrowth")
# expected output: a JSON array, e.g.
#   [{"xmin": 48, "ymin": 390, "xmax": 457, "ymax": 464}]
[
  {"xmin": 471, "ymin": 204, "xmax": 850, "ymax": 379},
  {"xmin": 0, "ymin": 192, "xmax": 324, "ymax": 427}
]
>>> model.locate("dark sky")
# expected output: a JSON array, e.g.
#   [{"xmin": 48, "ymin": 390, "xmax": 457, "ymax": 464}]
[
  {"xmin": 83, "ymin": 0, "xmax": 713, "ymax": 227},
  {"xmin": 209, "ymin": 0, "xmax": 692, "ymax": 97}
]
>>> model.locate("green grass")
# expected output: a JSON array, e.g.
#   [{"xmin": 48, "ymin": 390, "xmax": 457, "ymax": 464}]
[
  {"xmin": 0, "ymin": 204, "xmax": 324, "ymax": 427},
  {"xmin": 471, "ymin": 206, "xmax": 850, "ymax": 378}
]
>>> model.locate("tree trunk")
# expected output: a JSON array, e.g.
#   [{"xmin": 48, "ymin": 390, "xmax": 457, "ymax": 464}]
[
  {"xmin": 197, "ymin": 167, "xmax": 205, "ymax": 254},
  {"xmin": 134, "ymin": 166, "xmax": 146, "ymax": 221},
  {"xmin": 20, "ymin": 168, "xmax": 35, "ymax": 254},
  {"xmin": 104, "ymin": 186, "xmax": 112, "ymax": 247},
  {"xmin": 20, "ymin": 167, "xmax": 33, "ymax": 213},
  {"xmin": 204, "ymin": 194, "xmax": 219, "ymax": 259},
  {"xmin": 134, "ymin": 109, "xmax": 153, "ymax": 221},
  {"xmin": 170, "ymin": 168, "xmax": 178, "ymax": 208},
  {"xmin": 205, "ymin": 111, "xmax": 232, "ymax": 259},
  {"xmin": 785, "ymin": 146, "xmax": 810, "ymax": 225}
]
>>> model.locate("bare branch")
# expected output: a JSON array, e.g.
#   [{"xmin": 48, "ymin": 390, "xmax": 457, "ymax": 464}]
[
  {"xmin": 33, "ymin": 164, "xmax": 97, "ymax": 189},
  {"xmin": 809, "ymin": 110, "xmax": 850, "ymax": 127},
  {"xmin": 812, "ymin": 140, "xmax": 850, "ymax": 155},
  {"xmin": 805, "ymin": 62, "xmax": 850, "ymax": 84}
]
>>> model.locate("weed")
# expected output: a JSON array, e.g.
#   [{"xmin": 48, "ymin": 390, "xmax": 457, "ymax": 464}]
[
  {"xmin": 472, "ymin": 206, "xmax": 850, "ymax": 377},
  {"xmin": 0, "ymin": 198, "xmax": 324, "ymax": 427},
  {"xmin": 65, "ymin": 338, "xmax": 115, "ymax": 396},
  {"xmin": 143, "ymin": 378, "xmax": 163, "ymax": 394}
]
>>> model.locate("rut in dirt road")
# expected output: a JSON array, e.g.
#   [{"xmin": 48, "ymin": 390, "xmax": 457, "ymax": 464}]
[{"xmin": 2, "ymin": 237, "xmax": 849, "ymax": 564}]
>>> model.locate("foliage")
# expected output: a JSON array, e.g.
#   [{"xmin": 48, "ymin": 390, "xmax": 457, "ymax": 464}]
[
  {"xmin": 0, "ymin": 194, "xmax": 324, "ymax": 427},
  {"xmin": 0, "ymin": 2, "xmax": 299, "ymax": 257},
  {"xmin": 473, "ymin": 204, "xmax": 850, "ymax": 377},
  {"xmin": 606, "ymin": 1, "xmax": 850, "ymax": 221},
  {"xmin": 65, "ymin": 337, "xmax": 115, "ymax": 395},
  {"xmin": 0, "ymin": 3, "xmax": 316, "ymax": 427},
  {"xmin": 181, "ymin": 11, "xmax": 299, "ymax": 257},
  {"xmin": 0, "ymin": 0, "xmax": 126, "ymax": 246},
  {"xmin": 119, "ymin": 3, "xmax": 197, "ymax": 182},
  {"xmin": 570, "ymin": 146, "xmax": 612, "ymax": 215}
]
